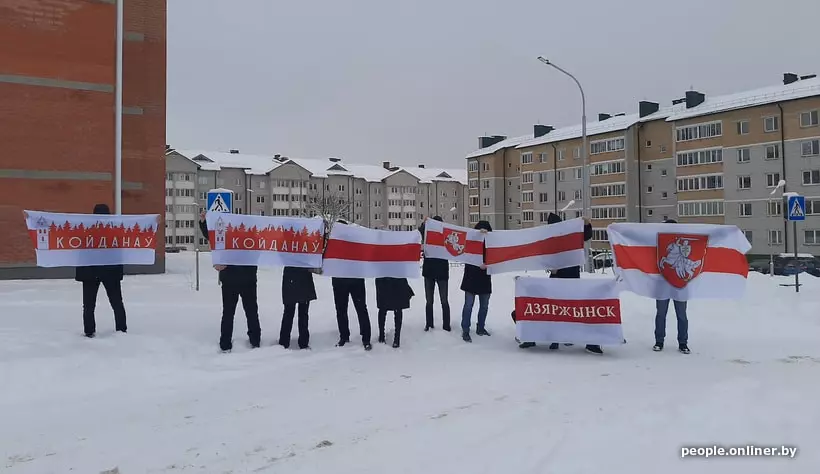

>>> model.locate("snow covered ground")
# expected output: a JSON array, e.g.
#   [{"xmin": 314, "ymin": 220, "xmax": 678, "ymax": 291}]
[{"xmin": 1, "ymin": 253, "xmax": 819, "ymax": 473}]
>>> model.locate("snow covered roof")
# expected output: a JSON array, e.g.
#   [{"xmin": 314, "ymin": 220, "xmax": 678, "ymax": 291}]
[
  {"xmin": 516, "ymin": 114, "xmax": 640, "ymax": 149},
  {"xmin": 666, "ymin": 77, "xmax": 820, "ymax": 122},
  {"xmin": 403, "ymin": 166, "xmax": 467, "ymax": 185},
  {"xmin": 465, "ymin": 134, "xmax": 533, "ymax": 159},
  {"xmin": 171, "ymin": 149, "xmax": 281, "ymax": 175}
]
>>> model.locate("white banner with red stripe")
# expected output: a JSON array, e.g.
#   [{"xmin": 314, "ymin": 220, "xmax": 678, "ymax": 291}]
[
  {"xmin": 484, "ymin": 218, "xmax": 585, "ymax": 274},
  {"xmin": 24, "ymin": 210, "xmax": 160, "ymax": 267},
  {"xmin": 514, "ymin": 276, "xmax": 624, "ymax": 345},
  {"xmin": 423, "ymin": 219, "xmax": 485, "ymax": 266},
  {"xmin": 607, "ymin": 222, "xmax": 751, "ymax": 300},
  {"xmin": 322, "ymin": 223, "xmax": 421, "ymax": 278},
  {"xmin": 205, "ymin": 213, "xmax": 324, "ymax": 268}
]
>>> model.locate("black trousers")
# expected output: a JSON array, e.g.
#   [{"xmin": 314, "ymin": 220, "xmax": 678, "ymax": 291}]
[
  {"xmin": 221, "ymin": 282, "xmax": 261, "ymax": 348},
  {"xmin": 378, "ymin": 309, "xmax": 403, "ymax": 342},
  {"xmin": 280, "ymin": 301, "xmax": 310, "ymax": 349},
  {"xmin": 332, "ymin": 279, "xmax": 371, "ymax": 344},
  {"xmin": 424, "ymin": 277, "xmax": 450, "ymax": 328},
  {"xmin": 82, "ymin": 279, "xmax": 127, "ymax": 335}
]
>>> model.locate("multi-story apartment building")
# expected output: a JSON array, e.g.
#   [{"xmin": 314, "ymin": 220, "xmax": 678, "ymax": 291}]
[
  {"xmin": 467, "ymin": 73, "xmax": 820, "ymax": 257},
  {"xmin": 165, "ymin": 149, "xmax": 468, "ymax": 251}
]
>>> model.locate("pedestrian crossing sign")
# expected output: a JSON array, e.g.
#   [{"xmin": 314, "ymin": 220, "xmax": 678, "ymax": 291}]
[
  {"xmin": 787, "ymin": 195, "xmax": 805, "ymax": 221},
  {"xmin": 207, "ymin": 189, "xmax": 233, "ymax": 214}
]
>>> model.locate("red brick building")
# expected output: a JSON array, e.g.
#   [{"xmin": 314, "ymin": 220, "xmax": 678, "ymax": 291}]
[{"xmin": 0, "ymin": 0, "xmax": 166, "ymax": 279}]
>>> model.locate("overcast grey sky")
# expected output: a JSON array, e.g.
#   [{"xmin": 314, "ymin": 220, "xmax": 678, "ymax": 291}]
[{"xmin": 167, "ymin": 0, "xmax": 820, "ymax": 169}]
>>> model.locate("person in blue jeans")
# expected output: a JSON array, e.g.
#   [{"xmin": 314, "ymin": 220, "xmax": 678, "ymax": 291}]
[
  {"xmin": 460, "ymin": 220, "xmax": 492, "ymax": 342},
  {"xmin": 654, "ymin": 218, "xmax": 690, "ymax": 354}
]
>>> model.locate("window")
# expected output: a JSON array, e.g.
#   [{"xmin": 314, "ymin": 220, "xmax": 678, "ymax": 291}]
[
  {"xmin": 469, "ymin": 196, "xmax": 479, "ymax": 206},
  {"xmin": 574, "ymin": 168, "xmax": 583, "ymax": 180},
  {"xmin": 538, "ymin": 172, "xmax": 548, "ymax": 183},
  {"xmin": 661, "ymin": 169, "xmax": 668, "ymax": 177},
  {"xmin": 737, "ymin": 176, "xmax": 751, "ymax": 190},
  {"xmin": 660, "ymin": 145, "xmax": 668, "ymax": 153},
  {"xmin": 803, "ymin": 170, "xmax": 820, "ymax": 185},
  {"xmin": 589, "ymin": 160, "xmax": 625, "ymax": 176},
  {"xmin": 522, "ymin": 172, "xmax": 533, "ymax": 184},
  {"xmin": 678, "ymin": 200, "xmax": 724, "ymax": 217},
  {"xmin": 765, "ymin": 144, "xmax": 781, "ymax": 160},
  {"xmin": 574, "ymin": 189, "xmax": 582, "ymax": 200},
  {"xmin": 805, "ymin": 230, "xmax": 820, "ymax": 245},
  {"xmin": 199, "ymin": 192, "xmax": 207, "ymax": 200},
  {"xmin": 538, "ymin": 212, "xmax": 550, "ymax": 223},
  {"xmin": 482, "ymin": 163, "xmax": 490, "ymax": 172},
  {"xmin": 258, "ymin": 181, "xmax": 265, "ymax": 189},
  {"xmin": 557, "ymin": 170, "xmax": 566, "ymax": 182},
  {"xmin": 801, "ymin": 139, "xmax": 820, "ymax": 157},
  {"xmin": 482, "ymin": 197, "xmax": 490, "ymax": 206},
  {"xmin": 590, "ymin": 137, "xmax": 625, "ymax": 154},
  {"xmin": 482, "ymin": 180, "xmax": 490, "ymax": 189},
  {"xmin": 807, "ymin": 199, "xmax": 820, "ymax": 215},
  {"xmin": 539, "ymin": 192, "xmax": 548, "ymax": 203},
  {"xmin": 591, "ymin": 229, "xmax": 609, "ymax": 241},
  {"xmin": 646, "ymin": 209, "xmax": 654, "ymax": 216},
  {"xmin": 764, "ymin": 116, "xmax": 779, "ymax": 132},
  {"xmin": 661, "ymin": 191, "xmax": 668, "ymax": 199},
  {"xmin": 736, "ymin": 120, "xmax": 750, "ymax": 135},
  {"xmin": 469, "ymin": 213, "xmax": 479, "ymax": 224},
  {"xmin": 256, "ymin": 196, "xmax": 265, "ymax": 203},
  {"xmin": 677, "ymin": 174, "xmax": 723, "ymax": 191},
  {"xmin": 765, "ymin": 172, "xmax": 781, "ymax": 188},
  {"xmin": 767, "ymin": 200, "xmax": 783, "ymax": 216},
  {"xmin": 521, "ymin": 152, "xmax": 533, "ymax": 164},
  {"xmin": 557, "ymin": 191, "xmax": 567, "ymax": 202},
  {"xmin": 768, "ymin": 230, "xmax": 783, "ymax": 245},
  {"xmin": 676, "ymin": 121, "xmax": 722, "ymax": 142},
  {"xmin": 743, "ymin": 230, "xmax": 753, "ymax": 243},
  {"xmin": 800, "ymin": 110, "xmax": 819, "ymax": 128},
  {"xmin": 677, "ymin": 148, "xmax": 723, "ymax": 166},
  {"xmin": 736, "ymin": 148, "xmax": 750, "ymax": 163},
  {"xmin": 646, "ymin": 186, "xmax": 653, "ymax": 193},
  {"xmin": 198, "ymin": 177, "xmax": 208, "ymax": 185},
  {"xmin": 645, "ymin": 140, "xmax": 652, "ymax": 148},
  {"xmin": 590, "ymin": 183, "xmax": 626, "ymax": 197},
  {"xmin": 522, "ymin": 191, "xmax": 533, "ymax": 203},
  {"xmin": 738, "ymin": 202, "xmax": 753, "ymax": 217},
  {"xmin": 645, "ymin": 164, "xmax": 652, "ymax": 171},
  {"xmin": 591, "ymin": 206, "xmax": 626, "ymax": 219},
  {"xmin": 468, "ymin": 161, "xmax": 478, "ymax": 172},
  {"xmin": 539, "ymin": 153, "xmax": 548, "ymax": 163},
  {"xmin": 469, "ymin": 179, "xmax": 478, "ymax": 189},
  {"xmin": 573, "ymin": 147, "xmax": 580, "ymax": 159},
  {"xmin": 557, "ymin": 149, "xmax": 566, "ymax": 161},
  {"xmin": 522, "ymin": 211, "xmax": 534, "ymax": 222}
]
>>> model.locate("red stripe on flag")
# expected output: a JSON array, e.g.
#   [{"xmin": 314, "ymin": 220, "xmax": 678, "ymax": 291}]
[
  {"xmin": 325, "ymin": 239, "xmax": 421, "ymax": 262},
  {"xmin": 485, "ymin": 232, "xmax": 583, "ymax": 265},
  {"xmin": 514, "ymin": 297, "xmax": 621, "ymax": 324},
  {"xmin": 612, "ymin": 245, "xmax": 748, "ymax": 276},
  {"xmin": 425, "ymin": 230, "xmax": 484, "ymax": 255}
]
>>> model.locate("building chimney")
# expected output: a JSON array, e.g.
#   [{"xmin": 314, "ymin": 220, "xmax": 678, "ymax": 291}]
[
  {"xmin": 382, "ymin": 161, "xmax": 391, "ymax": 169},
  {"xmin": 229, "ymin": 149, "xmax": 240, "ymax": 154},
  {"xmin": 684, "ymin": 90, "xmax": 705, "ymax": 109},
  {"xmin": 672, "ymin": 98, "xmax": 686, "ymax": 105},
  {"xmin": 534, "ymin": 124, "xmax": 554, "ymax": 138},
  {"xmin": 478, "ymin": 135, "xmax": 507, "ymax": 149},
  {"xmin": 418, "ymin": 164, "xmax": 425, "ymax": 168},
  {"xmin": 328, "ymin": 157, "xmax": 341, "ymax": 162},
  {"xmin": 800, "ymin": 74, "xmax": 817, "ymax": 80},
  {"xmin": 274, "ymin": 154, "xmax": 281, "ymax": 160},
  {"xmin": 783, "ymin": 73, "xmax": 799, "ymax": 85},
  {"xmin": 613, "ymin": 113, "xmax": 626, "ymax": 117},
  {"xmin": 598, "ymin": 113, "xmax": 611, "ymax": 121},
  {"xmin": 639, "ymin": 101, "xmax": 660, "ymax": 118}
]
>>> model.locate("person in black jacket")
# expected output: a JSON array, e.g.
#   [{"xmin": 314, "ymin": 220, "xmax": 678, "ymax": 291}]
[
  {"xmin": 331, "ymin": 219, "xmax": 373, "ymax": 351},
  {"xmin": 375, "ymin": 277, "xmax": 414, "ymax": 348},
  {"xmin": 199, "ymin": 211, "xmax": 260, "ymax": 352},
  {"xmin": 460, "ymin": 220, "xmax": 492, "ymax": 343},
  {"xmin": 76, "ymin": 203, "xmax": 127, "ymax": 338},
  {"xmin": 279, "ymin": 266, "xmax": 318, "ymax": 349},
  {"xmin": 418, "ymin": 216, "xmax": 451, "ymax": 331}
]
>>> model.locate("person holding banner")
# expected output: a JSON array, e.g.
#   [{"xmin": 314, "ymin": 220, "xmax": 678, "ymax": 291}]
[
  {"xmin": 418, "ymin": 216, "xmax": 451, "ymax": 332},
  {"xmin": 279, "ymin": 266, "xmax": 318, "ymax": 350},
  {"xmin": 652, "ymin": 219, "xmax": 690, "ymax": 354},
  {"xmin": 375, "ymin": 277, "xmax": 415, "ymax": 348},
  {"xmin": 331, "ymin": 219, "xmax": 373, "ymax": 351},
  {"xmin": 199, "ymin": 212, "xmax": 261, "ymax": 352},
  {"xmin": 460, "ymin": 220, "xmax": 493, "ymax": 343},
  {"xmin": 75, "ymin": 203, "xmax": 127, "ymax": 338}
]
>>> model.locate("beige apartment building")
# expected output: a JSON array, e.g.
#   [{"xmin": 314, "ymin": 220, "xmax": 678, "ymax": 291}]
[
  {"xmin": 165, "ymin": 149, "xmax": 467, "ymax": 251},
  {"xmin": 467, "ymin": 73, "xmax": 820, "ymax": 257}
]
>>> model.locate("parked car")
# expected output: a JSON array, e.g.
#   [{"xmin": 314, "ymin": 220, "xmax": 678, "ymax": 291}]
[{"xmin": 749, "ymin": 259, "xmax": 771, "ymax": 274}]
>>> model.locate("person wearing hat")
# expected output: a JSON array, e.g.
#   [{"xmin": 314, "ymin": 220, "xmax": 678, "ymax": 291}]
[{"xmin": 460, "ymin": 220, "xmax": 493, "ymax": 342}]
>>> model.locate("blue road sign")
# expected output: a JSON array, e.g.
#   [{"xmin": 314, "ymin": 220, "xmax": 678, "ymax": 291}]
[
  {"xmin": 787, "ymin": 195, "xmax": 806, "ymax": 221},
  {"xmin": 207, "ymin": 189, "xmax": 233, "ymax": 214}
]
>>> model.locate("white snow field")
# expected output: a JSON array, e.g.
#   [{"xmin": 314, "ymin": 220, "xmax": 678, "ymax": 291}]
[{"xmin": 1, "ymin": 253, "xmax": 820, "ymax": 474}]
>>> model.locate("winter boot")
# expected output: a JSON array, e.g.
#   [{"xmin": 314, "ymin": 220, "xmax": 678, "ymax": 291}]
[
  {"xmin": 392, "ymin": 313, "xmax": 402, "ymax": 348},
  {"xmin": 679, "ymin": 344, "xmax": 690, "ymax": 354},
  {"xmin": 462, "ymin": 331, "xmax": 472, "ymax": 343},
  {"xmin": 653, "ymin": 342, "xmax": 664, "ymax": 352},
  {"xmin": 363, "ymin": 343, "xmax": 373, "ymax": 351},
  {"xmin": 519, "ymin": 342, "xmax": 536, "ymax": 349},
  {"xmin": 476, "ymin": 327, "xmax": 491, "ymax": 336},
  {"xmin": 337, "ymin": 338, "xmax": 350, "ymax": 347},
  {"xmin": 549, "ymin": 343, "xmax": 560, "ymax": 350},
  {"xmin": 585, "ymin": 345, "xmax": 603, "ymax": 355}
]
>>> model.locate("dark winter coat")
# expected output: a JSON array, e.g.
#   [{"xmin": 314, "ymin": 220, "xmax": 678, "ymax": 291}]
[
  {"xmin": 546, "ymin": 213, "xmax": 593, "ymax": 279},
  {"xmin": 418, "ymin": 216, "xmax": 449, "ymax": 281},
  {"xmin": 282, "ymin": 266, "xmax": 317, "ymax": 304},
  {"xmin": 75, "ymin": 203, "xmax": 124, "ymax": 283},
  {"xmin": 198, "ymin": 219, "xmax": 258, "ymax": 285},
  {"xmin": 460, "ymin": 220, "xmax": 492, "ymax": 295},
  {"xmin": 375, "ymin": 277, "xmax": 415, "ymax": 311}
]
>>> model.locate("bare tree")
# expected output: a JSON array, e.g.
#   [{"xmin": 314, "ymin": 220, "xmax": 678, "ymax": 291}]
[{"xmin": 302, "ymin": 190, "xmax": 352, "ymax": 236}]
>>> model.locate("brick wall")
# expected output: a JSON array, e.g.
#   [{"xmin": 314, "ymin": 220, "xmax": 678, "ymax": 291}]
[{"xmin": 0, "ymin": 0, "xmax": 166, "ymax": 278}]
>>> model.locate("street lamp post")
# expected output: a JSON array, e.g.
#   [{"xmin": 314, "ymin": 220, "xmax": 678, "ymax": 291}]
[
  {"xmin": 537, "ymin": 57, "xmax": 593, "ymax": 272},
  {"xmin": 768, "ymin": 179, "xmax": 787, "ymax": 276}
]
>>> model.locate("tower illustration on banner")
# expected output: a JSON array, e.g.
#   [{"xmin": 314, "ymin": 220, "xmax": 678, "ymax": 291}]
[
  {"xmin": 36, "ymin": 216, "xmax": 49, "ymax": 250},
  {"xmin": 214, "ymin": 216, "xmax": 226, "ymax": 250}
]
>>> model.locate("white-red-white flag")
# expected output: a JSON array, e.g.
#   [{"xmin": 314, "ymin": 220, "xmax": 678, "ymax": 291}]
[
  {"xmin": 205, "ymin": 213, "xmax": 324, "ymax": 268},
  {"xmin": 322, "ymin": 223, "xmax": 421, "ymax": 278},
  {"xmin": 607, "ymin": 222, "xmax": 751, "ymax": 300},
  {"xmin": 515, "ymin": 277, "xmax": 624, "ymax": 345},
  {"xmin": 423, "ymin": 219, "xmax": 484, "ymax": 266},
  {"xmin": 484, "ymin": 218, "xmax": 585, "ymax": 274},
  {"xmin": 24, "ymin": 210, "xmax": 160, "ymax": 267}
]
